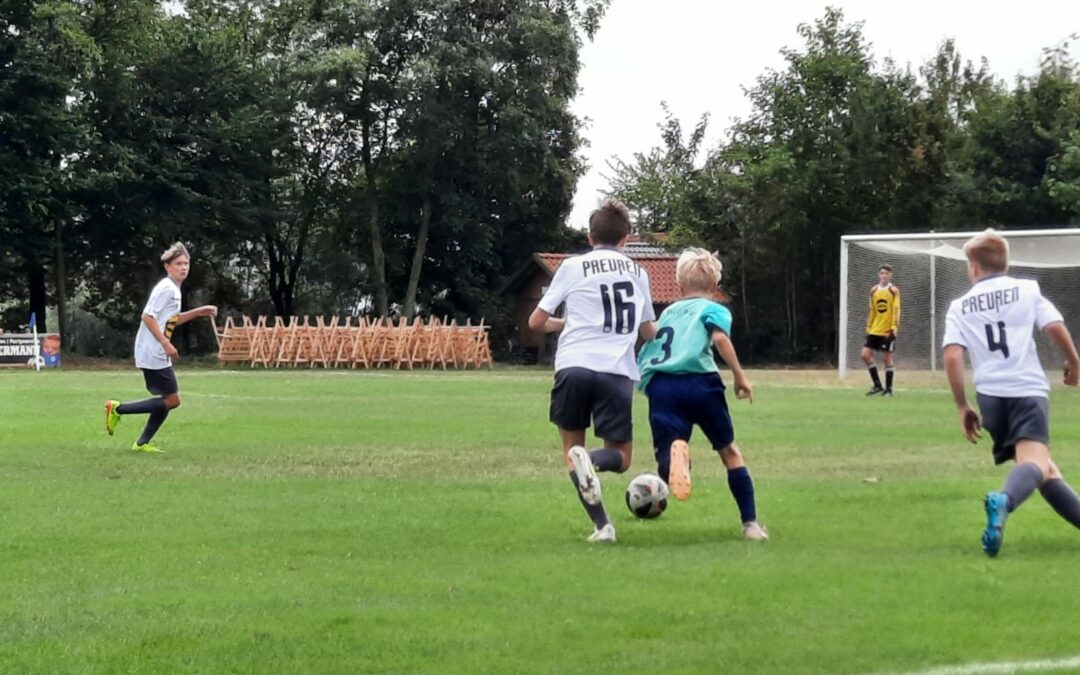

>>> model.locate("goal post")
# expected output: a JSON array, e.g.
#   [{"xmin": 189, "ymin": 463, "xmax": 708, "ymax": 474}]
[{"xmin": 839, "ymin": 229, "xmax": 1080, "ymax": 379}]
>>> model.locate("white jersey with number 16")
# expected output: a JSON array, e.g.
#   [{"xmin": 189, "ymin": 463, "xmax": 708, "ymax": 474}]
[
  {"xmin": 537, "ymin": 248, "xmax": 655, "ymax": 381},
  {"xmin": 942, "ymin": 275, "xmax": 1064, "ymax": 398}
]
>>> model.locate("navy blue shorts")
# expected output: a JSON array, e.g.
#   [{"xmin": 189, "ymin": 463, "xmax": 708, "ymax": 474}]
[
  {"xmin": 549, "ymin": 367, "xmax": 634, "ymax": 442},
  {"xmin": 976, "ymin": 393, "xmax": 1050, "ymax": 465},
  {"xmin": 645, "ymin": 372, "xmax": 735, "ymax": 466},
  {"xmin": 142, "ymin": 367, "xmax": 179, "ymax": 396}
]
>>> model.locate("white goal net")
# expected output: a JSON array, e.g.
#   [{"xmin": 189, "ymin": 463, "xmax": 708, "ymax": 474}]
[{"xmin": 840, "ymin": 229, "xmax": 1080, "ymax": 378}]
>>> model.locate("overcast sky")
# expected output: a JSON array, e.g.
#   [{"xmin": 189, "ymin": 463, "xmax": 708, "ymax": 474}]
[{"xmin": 567, "ymin": 0, "xmax": 1079, "ymax": 229}]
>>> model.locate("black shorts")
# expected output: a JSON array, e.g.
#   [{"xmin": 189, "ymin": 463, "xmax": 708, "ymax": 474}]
[
  {"xmin": 864, "ymin": 334, "xmax": 895, "ymax": 352},
  {"xmin": 549, "ymin": 367, "xmax": 634, "ymax": 442},
  {"xmin": 976, "ymin": 393, "xmax": 1050, "ymax": 465},
  {"xmin": 142, "ymin": 367, "xmax": 179, "ymax": 396}
]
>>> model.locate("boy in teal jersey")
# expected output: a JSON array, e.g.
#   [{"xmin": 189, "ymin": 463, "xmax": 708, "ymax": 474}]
[{"xmin": 638, "ymin": 248, "xmax": 767, "ymax": 540}]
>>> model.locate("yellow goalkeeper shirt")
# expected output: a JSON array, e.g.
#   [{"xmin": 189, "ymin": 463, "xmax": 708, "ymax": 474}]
[{"xmin": 866, "ymin": 284, "xmax": 901, "ymax": 336}]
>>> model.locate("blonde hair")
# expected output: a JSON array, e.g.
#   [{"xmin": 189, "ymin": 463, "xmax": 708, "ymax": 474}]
[
  {"xmin": 962, "ymin": 229, "xmax": 1009, "ymax": 273},
  {"xmin": 161, "ymin": 242, "xmax": 190, "ymax": 264},
  {"xmin": 676, "ymin": 247, "xmax": 723, "ymax": 293}
]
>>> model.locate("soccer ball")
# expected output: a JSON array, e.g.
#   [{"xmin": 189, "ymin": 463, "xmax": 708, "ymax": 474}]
[{"xmin": 625, "ymin": 473, "xmax": 669, "ymax": 519}]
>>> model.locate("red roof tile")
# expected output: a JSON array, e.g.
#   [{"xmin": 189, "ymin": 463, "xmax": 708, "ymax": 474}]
[{"xmin": 534, "ymin": 253, "xmax": 683, "ymax": 304}]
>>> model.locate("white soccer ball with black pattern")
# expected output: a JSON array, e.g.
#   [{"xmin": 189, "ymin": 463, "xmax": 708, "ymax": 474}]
[{"xmin": 625, "ymin": 473, "xmax": 669, "ymax": 519}]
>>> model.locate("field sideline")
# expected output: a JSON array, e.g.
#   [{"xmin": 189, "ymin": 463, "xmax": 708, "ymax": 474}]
[{"xmin": 2, "ymin": 367, "xmax": 1080, "ymax": 674}]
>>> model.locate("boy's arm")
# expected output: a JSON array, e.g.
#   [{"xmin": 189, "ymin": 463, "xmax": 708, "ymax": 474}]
[
  {"xmin": 944, "ymin": 344, "xmax": 981, "ymax": 443},
  {"xmin": 866, "ymin": 290, "xmax": 873, "ymax": 332},
  {"xmin": 890, "ymin": 287, "xmax": 901, "ymax": 338},
  {"xmin": 638, "ymin": 320, "xmax": 657, "ymax": 341},
  {"xmin": 711, "ymin": 330, "xmax": 752, "ymax": 403},
  {"xmin": 1044, "ymin": 321, "xmax": 1080, "ymax": 386},
  {"xmin": 142, "ymin": 313, "xmax": 179, "ymax": 360},
  {"xmin": 175, "ymin": 305, "xmax": 218, "ymax": 327},
  {"xmin": 527, "ymin": 308, "xmax": 564, "ymax": 334}
]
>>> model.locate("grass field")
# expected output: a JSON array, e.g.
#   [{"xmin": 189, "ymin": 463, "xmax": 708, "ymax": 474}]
[{"xmin": 3, "ymin": 367, "xmax": 1080, "ymax": 674}]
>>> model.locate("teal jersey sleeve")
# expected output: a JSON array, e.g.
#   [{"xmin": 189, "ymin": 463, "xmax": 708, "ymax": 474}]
[{"xmin": 702, "ymin": 303, "xmax": 732, "ymax": 335}]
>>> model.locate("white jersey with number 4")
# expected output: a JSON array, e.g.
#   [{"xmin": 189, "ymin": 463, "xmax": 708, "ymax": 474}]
[
  {"xmin": 942, "ymin": 275, "xmax": 1064, "ymax": 398},
  {"xmin": 537, "ymin": 247, "xmax": 655, "ymax": 381}
]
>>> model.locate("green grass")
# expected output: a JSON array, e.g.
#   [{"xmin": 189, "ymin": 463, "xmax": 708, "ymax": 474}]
[{"xmin": 2, "ymin": 367, "xmax": 1080, "ymax": 674}]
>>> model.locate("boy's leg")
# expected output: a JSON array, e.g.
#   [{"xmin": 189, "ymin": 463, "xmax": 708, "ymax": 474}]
[
  {"xmin": 644, "ymin": 374, "xmax": 692, "ymax": 488},
  {"xmin": 1039, "ymin": 461, "xmax": 1080, "ymax": 529},
  {"xmin": 697, "ymin": 379, "xmax": 764, "ymax": 537},
  {"xmin": 718, "ymin": 443, "xmax": 760, "ymax": 525},
  {"xmin": 130, "ymin": 369, "xmax": 180, "ymax": 451},
  {"xmin": 550, "ymin": 368, "xmax": 611, "ymax": 538},
  {"xmin": 590, "ymin": 372, "xmax": 635, "ymax": 472},
  {"xmin": 136, "ymin": 392, "xmax": 181, "ymax": 446},
  {"xmin": 883, "ymin": 350, "xmax": 895, "ymax": 394},
  {"xmin": 861, "ymin": 345, "xmax": 882, "ymax": 394},
  {"xmin": 589, "ymin": 440, "xmax": 630, "ymax": 473},
  {"xmin": 562, "ymin": 430, "xmax": 611, "ymax": 535}
]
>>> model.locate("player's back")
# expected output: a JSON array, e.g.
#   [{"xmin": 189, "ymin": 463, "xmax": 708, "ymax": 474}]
[
  {"xmin": 638, "ymin": 297, "xmax": 731, "ymax": 391},
  {"xmin": 943, "ymin": 275, "xmax": 1062, "ymax": 397},
  {"xmin": 541, "ymin": 248, "xmax": 654, "ymax": 380}
]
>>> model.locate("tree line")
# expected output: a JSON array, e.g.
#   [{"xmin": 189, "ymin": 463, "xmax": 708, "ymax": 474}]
[
  {"xmin": 1, "ymin": 0, "xmax": 605, "ymax": 355},
  {"xmin": 3, "ymin": 4, "xmax": 1078, "ymax": 362},
  {"xmin": 608, "ymin": 10, "xmax": 1080, "ymax": 362}
]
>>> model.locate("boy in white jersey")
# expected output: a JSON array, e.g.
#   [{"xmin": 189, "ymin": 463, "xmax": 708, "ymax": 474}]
[
  {"xmin": 528, "ymin": 199, "xmax": 657, "ymax": 543},
  {"xmin": 104, "ymin": 243, "xmax": 217, "ymax": 453},
  {"xmin": 942, "ymin": 229, "xmax": 1080, "ymax": 556},
  {"xmin": 637, "ymin": 249, "xmax": 766, "ymax": 540}
]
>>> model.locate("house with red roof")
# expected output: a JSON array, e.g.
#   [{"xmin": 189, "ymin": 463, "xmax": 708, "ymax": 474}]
[{"xmin": 502, "ymin": 239, "xmax": 680, "ymax": 363}]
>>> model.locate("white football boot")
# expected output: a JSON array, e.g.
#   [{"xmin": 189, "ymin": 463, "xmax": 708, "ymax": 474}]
[
  {"xmin": 587, "ymin": 523, "xmax": 617, "ymax": 543},
  {"xmin": 568, "ymin": 445, "xmax": 602, "ymax": 506},
  {"xmin": 742, "ymin": 521, "xmax": 769, "ymax": 541}
]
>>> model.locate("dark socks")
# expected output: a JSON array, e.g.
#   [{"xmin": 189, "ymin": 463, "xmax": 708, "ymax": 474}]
[
  {"xmin": 868, "ymin": 366, "xmax": 881, "ymax": 388},
  {"xmin": 117, "ymin": 397, "xmax": 167, "ymax": 415},
  {"xmin": 727, "ymin": 466, "xmax": 757, "ymax": 523},
  {"xmin": 569, "ymin": 472, "xmax": 609, "ymax": 528},
  {"xmin": 1002, "ymin": 462, "xmax": 1044, "ymax": 512},
  {"xmin": 1040, "ymin": 479, "xmax": 1080, "ymax": 530},
  {"xmin": 589, "ymin": 447, "xmax": 624, "ymax": 473},
  {"xmin": 885, "ymin": 367, "xmax": 894, "ymax": 390},
  {"xmin": 137, "ymin": 407, "xmax": 169, "ymax": 445}
]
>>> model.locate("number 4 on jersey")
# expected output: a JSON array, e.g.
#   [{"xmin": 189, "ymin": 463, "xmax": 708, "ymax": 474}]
[{"xmin": 985, "ymin": 321, "xmax": 1009, "ymax": 358}]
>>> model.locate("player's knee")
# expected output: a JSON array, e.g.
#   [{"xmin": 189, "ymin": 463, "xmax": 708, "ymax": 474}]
[
  {"xmin": 165, "ymin": 394, "xmax": 181, "ymax": 410},
  {"xmin": 718, "ymin": 443, "xmax": 744, "ymax": 468}
]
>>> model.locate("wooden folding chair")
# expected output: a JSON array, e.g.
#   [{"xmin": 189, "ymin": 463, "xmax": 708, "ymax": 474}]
[{"xmin": 249, "ymin": 316, "xmax": 273, "ymax": 367}]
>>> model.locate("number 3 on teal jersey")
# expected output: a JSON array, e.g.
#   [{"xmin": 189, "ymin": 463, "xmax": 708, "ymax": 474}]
[{"xmin": 650, "ymin": 327, "xmax": 675, "ymax": 365}]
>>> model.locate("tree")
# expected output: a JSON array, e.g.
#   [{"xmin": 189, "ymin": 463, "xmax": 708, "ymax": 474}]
[{"xmin": 0, "ymin": 0, "xmax": 97, "ymax": 332}]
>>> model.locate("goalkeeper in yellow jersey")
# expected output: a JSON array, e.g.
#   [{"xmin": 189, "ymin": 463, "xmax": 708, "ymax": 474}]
[{"xmin": 861, "ymin": 264, "xmax": 901, "ymax": 396}]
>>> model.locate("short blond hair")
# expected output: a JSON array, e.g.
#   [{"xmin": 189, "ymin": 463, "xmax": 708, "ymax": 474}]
[
  {"xmin": 676, "ymin": 247, "xmax": 723, "ymax": 293},
  {"xmin": 963, "ymin": 229, "xmax": 1009, "ymax": 273},
  {"xmin": 161, "ymin": 242, "xmax": 190, "ymax": 264}
]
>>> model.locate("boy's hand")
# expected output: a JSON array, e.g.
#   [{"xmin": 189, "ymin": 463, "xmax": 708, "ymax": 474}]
[
  {"xmin": 201, "ymin": 305, "xmax": 219, "ymax": 319},
  {"xmin": 1065, "ymin": 360, "xmax": 1079, "ymax": 387},
  {"xmin": 958, "ymin": 405, "xmax": 981, "ymax": 443},
  {"xmin": 160, "ymin": 339, "xmax": 179, "ymax": 360},
  {"xmin": 734, "ymin": 377, "xmax": 753, "ymax": 404}
]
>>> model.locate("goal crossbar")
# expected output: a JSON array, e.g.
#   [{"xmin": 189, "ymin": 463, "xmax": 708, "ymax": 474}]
[{"xmin": 839, "ymin": 228, "xmax": 1080, "ymax": 379}]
